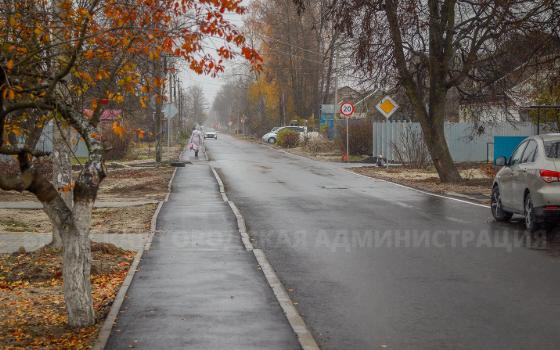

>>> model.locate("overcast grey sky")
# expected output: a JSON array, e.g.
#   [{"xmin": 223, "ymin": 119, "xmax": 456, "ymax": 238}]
[{"xmin": 178, "ymin": 8, "xmax": 247, "ymax": 109}]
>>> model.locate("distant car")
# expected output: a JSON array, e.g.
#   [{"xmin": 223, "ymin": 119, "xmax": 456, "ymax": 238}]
[
  {"xmin": 491, "ymin": 134, "xmax": 560, "ymax": 231},
  {"xmin": 204, "ymin": 129, "xmax": 217, "ymax": 140},
  {"xmin": 262, "ymin": 126, "xmax": 306, "ymax": 144}
]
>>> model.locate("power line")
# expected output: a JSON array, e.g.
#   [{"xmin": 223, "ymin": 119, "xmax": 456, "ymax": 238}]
[{"xmin": 254, "ymin": 32, "xmax": 319, "ymax": 56}]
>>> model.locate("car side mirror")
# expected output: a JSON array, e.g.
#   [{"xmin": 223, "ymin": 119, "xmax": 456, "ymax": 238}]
[{"xmin": 495, "ymin": 156, "xmax": 508, "ymax": 167}]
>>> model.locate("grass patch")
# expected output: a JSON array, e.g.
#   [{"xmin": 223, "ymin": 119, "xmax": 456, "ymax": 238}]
[{"xmin": 0, "ymin": 218, "xmax": 30, "ymax": 232}]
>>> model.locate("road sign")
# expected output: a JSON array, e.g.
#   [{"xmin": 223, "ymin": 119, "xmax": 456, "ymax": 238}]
[
  {"xmin": 340, "ymin": 102, "xmax": 355, "ymax": 118},
  {"xmin": 162, "ymin": 103, "xmax": 178, "ymax": 119},
  {"xmin": 376, "ymin": 96, "xmax": 399, "ymax": 119}
]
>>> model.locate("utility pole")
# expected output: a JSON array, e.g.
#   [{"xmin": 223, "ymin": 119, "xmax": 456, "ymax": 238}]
[
  {"xmin": 333, "ymin": 50, "xmax": 339, "ymax": 119},
  {"xmin": 281, "ymin": 91, "xmax": 286, "ymax": 126},
  {"xmin": 154, "ymin": 56, "xmax": 164, "ymax": 163}
]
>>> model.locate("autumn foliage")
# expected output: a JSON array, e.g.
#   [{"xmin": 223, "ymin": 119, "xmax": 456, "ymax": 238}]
[
  {"xmin": 0, "ymin": 0, "xmax": 261, "ymax": 146},
  {"xmin": 0, "ymin": 0, "xmax": 261, "ymax": 330}
]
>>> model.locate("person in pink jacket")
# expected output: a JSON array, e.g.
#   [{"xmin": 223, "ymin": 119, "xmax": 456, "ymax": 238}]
[{"xmin": 188, "ymin": 128, "xmax": 204, "ymax": 158}]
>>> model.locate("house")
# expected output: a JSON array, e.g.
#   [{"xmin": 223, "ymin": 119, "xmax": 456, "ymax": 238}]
[{"xmin": 459, "ymin": 56, "xmax": 560, "ymax": 123}]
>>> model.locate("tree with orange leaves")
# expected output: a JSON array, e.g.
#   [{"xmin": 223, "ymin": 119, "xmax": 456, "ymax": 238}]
[{"xmin": 0, "ymin": 0, "xmax": 260, "ymax": 327}]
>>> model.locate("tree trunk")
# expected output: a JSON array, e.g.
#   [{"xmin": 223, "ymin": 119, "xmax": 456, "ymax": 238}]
[
  {"xmin": 51, "ymin": 121, "xmax": 73, "ymax": 248},
  {"xmin": 35, "ymin": 174, "xmax": 96, "ymax": 328},
  {"xmin": 62, "ymin": 200, "xmax": 95, "ymax": 327},
  {"xmin": 419, "ymin": 112, "xmax": 462, "ymax": 183}
]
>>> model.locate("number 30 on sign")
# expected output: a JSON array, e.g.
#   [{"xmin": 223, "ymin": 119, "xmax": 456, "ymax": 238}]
[{"xmin": 340, "ymin": 102, "xmax": 355, "ymax": 118}]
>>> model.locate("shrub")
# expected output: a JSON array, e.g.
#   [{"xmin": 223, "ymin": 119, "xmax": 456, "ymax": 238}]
[
  {"xmin": 277, "ymin": 128, "xmax": 300, "ymax": 148},
  {"xmin": 391, "ymin": 125, "xmax": 431, "ymax": 168},
  {"xmin": 304, "ymin": 135, "xmax": 337, "ymax": 155},
  {"xmin": 336, "ymin": 119, "xmax": 372, "ymax": 155},
  {"xmin": 101, "ymin": 123, "xmax": 132, "ymax": 160}
]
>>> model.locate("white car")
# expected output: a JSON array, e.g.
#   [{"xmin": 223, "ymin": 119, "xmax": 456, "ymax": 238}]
[
  {"xmin": 262, "ymin": 126, "xmax": 306, "ymax": 144},
  {"xmin": 204, "ymin": 129, "xmax": 217, "ymax": 139}
]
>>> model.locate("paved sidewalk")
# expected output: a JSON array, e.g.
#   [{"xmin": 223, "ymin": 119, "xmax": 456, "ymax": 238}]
[{"xmin": 105, "ymin": 156, "xmax": 300, "ymax": 350}]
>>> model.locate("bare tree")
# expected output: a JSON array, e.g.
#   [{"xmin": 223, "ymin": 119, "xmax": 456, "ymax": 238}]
[
  {"xmin": 185, "ymin": 85, "xmax": 208, "ymax": 125},
  {"xmin": 296, "ymin": 0, "xmax": 560, "ymax": 182}
]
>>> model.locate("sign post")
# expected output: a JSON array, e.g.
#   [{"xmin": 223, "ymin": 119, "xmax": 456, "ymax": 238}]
[
  {"xmin": 340, "ymin": 102, "xmax": 355, "ymax": 162},
  {"xmin": 162, "ymin": 103, "xmax": 178, "ymax": 147},
  {"xmin": 374, "ymin": 96, "xmax": 399, "ymax": 162}
]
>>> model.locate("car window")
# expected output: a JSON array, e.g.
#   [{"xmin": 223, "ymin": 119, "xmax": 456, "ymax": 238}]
[
  {"xmin": 510, "ymin": 141, "xmax": 527, "ymax": 166},
  {"xmin": 544, "ymin": 141, "xmax": 560, "ymax": 158},
  {"xmin": 521, "ymin": 140, "xmax": 537, "ymax": 163},
  {"xmin": 288, "ymin": 127, "xmax": 304, "ymax": 132}
]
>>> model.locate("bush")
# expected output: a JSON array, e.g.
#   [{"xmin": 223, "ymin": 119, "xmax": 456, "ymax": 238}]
[
  {"xmin": 101, "ymin": 124, "xmax": 131, "ymax": 160},
  {"xmin": 336, "ymin": 119, "xmax": 372, "ymax": 155},
  {"xmin": 391, "ymin": 125, "xmax": 431, "ymax": 168},
  {"xmin": 277, "ymin": 128, "xmax": 300, "ymax": 148},
  {"xmin": 303, "ymin": 135, "xmax": 337, "ymax": 155}
]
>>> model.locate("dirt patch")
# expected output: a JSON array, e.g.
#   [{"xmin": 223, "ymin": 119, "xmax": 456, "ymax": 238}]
[
  {"xmin": 0, "ymin": 242, "xmax": 134, "ymax": 349},
  {"xmin": 0, "ymin": 161, "xmax": 176, "ymax": 203},
  {"xmin": 0, "ymin": 210, "xmax": 51, "ymax": 233},
  {"xmin": 0, "ymin": 204, "xmax": 156, "ymax": 234},
  {"xmin": 91, "ymin": 204, "xmax": 156, "ymax": 233},
  {"xmin": 123, "ymin": 144, "xmax": 182, "ymax": 162},
  {"xmin": 354, "ymin": 166, "xmax": 493, "ymax": 203},
  {"xmin": 281, "ymin": 146, "xmax": 343, "ymax": 162},
  {"xmin": 0, "ymin": 164, "xmax": 174, "ymax": 234},
  {"xmin": 97, "ymin": 166, "xmax": 175, "ymax": 201}
]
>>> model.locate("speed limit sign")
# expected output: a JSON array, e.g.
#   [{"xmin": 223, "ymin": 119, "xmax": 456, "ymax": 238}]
[{"xmin": 340, "ymin": 102, "xmax": 355, "ymax": 118}]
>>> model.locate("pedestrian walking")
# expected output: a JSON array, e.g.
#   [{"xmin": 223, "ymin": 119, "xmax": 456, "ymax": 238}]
[{"xmin": 188, "ymin": 127, "xmax": 204, "ymax": 158}]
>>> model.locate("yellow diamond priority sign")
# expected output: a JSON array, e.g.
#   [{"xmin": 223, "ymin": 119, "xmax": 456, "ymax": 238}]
[{"xmin": 376, "ymin": 96, "xmax": 399, "ymax": 119}]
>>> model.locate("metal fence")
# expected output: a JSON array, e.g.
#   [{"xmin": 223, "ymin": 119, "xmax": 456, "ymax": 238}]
[
  {"xmin": 36, "ymin": 121, "xmax": 89, "ymax": 157},
  {"xmin": 373, "ymin": 121, "xmax": 537, "ymax": 162}
]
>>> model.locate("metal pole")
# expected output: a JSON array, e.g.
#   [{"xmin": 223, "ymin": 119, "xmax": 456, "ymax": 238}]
[
  {"xmin": 537, "ymin": 107, "xmax": 541, "ymax": 135},
  {"xmin": 372, "ymin": 120, "xmax": 375, "ymax": 159},
  {"xmin": 346, "ymin": 117, "xmax": 349, "ymax": 162},
  {"xmin": 334, "ymin": 50, "xmax": 339, "ymax": 119}
]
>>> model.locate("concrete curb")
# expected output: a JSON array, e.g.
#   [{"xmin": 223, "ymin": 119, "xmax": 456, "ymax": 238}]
[
  {"xmin": 92, "ymin": 164, "xmax": 178, "ymax": 350},
  {"xmin": 348, "ymin": 169, "xmax": 490, "ymax": 208},
  {"xmin": 209, "ymin": 164, "xmax": 320, "ymax": 350},
  {"xmin": 92, "ymin": 247, "xmax": 143, "ymax": 350},
  {"xmin": 253, "ymin": 249, "xmax": 320, "ymax": 350}
]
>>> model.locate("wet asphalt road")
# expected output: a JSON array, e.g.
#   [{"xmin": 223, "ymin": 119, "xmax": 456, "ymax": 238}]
[{"xmin": 206, "ymin": 134, "xmax": 560, "ymax": 350}]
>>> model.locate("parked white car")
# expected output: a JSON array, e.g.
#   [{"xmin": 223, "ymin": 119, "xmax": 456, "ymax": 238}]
[
  {"xmin": 492, "ymin": 133, "xmax": 560, "ymax": 231},
  {"xmin": 262, "ymin": 126, "xmax": 306, "ymax": 144}
]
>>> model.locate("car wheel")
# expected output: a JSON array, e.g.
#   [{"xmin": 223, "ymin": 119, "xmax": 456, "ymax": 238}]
[
  {"xmin": 491, "ymin": 186, "xmax": 513, "ymax": 222},
  {"xmin": 268, "ymin": 137, "xmax": 276, "ymax": 144},
  {"xmin": 524, "ymin": 193, "xmax": 540, "ymax": 232}
]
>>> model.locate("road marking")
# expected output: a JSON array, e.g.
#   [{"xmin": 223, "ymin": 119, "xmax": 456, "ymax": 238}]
[
  {"xmin": 209, "ymin": 163, "xmax": 320, "ymax": 350},
  {"xmin": 349, "ymin": 170, "xmax": 490, "ymax": 209}
]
